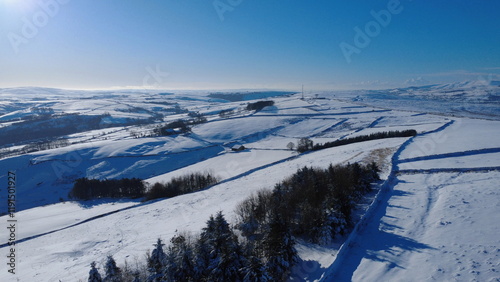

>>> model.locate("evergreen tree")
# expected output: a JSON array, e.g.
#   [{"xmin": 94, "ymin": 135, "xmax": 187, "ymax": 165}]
[
  {"xmin": 88, "ymin": 261, "xmax": 103, "ymax": 282},
  {"xmin": 241, "ymin": 255, "xmax": 270, "ymax": 282},
  {"xmin": 163, "ymin": 234, "xmax": 196, "ymax": 282},
  {"xmin": 311, "ymin": 204, "xmax": 346, "ymax": 245},
  {"xmin": 263, "ymin": 211, "xmax": 298, "ymax": 281},
  {"xmin": 236, "ymin": 198, "xmax": 260, "ymax": 238},
  {"xmin": 201, "ymin": 212, "xmax": 245, "ymax": 281},
  {"xmin": 200, "ymin": 214, "xmax": 217, "ymax": 270},
  {"xmin": 369, "ymin": 161, "xmax": 381, "ymax": 181},
  {"xmin": 103, "ymin": 255, "xmax": 122, "ymax": 282},
  {"xmin": 163, "ymin": 245, "xmax": 178, "ymax": 282},
  {"xmin": 193, "ymin": 232, "xmax": 212, "ymax": 281},
  {"xmin": 311, "ymin": 206, "xmax": 333, "ymax": 245},
  {"xmin": 147, "ymin": 238, "xmax": 167, "ymax": 282}
]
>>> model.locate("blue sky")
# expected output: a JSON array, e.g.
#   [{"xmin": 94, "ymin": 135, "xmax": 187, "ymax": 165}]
[{"xmin": 1, "ymin": 0, "xmax": 499, "ymax": 90}]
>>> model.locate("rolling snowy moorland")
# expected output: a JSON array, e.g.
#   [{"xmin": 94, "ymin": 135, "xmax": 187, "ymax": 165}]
[{"xmin": 0, "ymin": 82, "xmax": 499, "ymax": 281}]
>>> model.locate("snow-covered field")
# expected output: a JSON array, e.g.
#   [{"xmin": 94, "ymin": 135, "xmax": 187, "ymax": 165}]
[
  {"xmin": 329, "ymin": 172, "xmax": 500, "ymax": 281},
  {"xmin": 323, "ymin": 110, "xmax": 500, "ymax": 282},
  {"xmin": 0, "ymin": 83, "xmax": 499, "ymax": 281}
]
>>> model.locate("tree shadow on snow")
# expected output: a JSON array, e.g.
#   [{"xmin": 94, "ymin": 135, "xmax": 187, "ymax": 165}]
[
  {"xmin": 333, "ymin": 180, "xmax": 436, "ymax": 281},
  {"xmin": 363, "ymin": 232, "xmax": 435, "ymax": 268},
  {"xmin": 391, "ymin": 189, "xmax": 414, "ymax": 198},
  {"xmin": 289, "ymin": 257, "xmax": 326, "ymax": 281},
  {"xmin": 75, "ymin": 198, "xmax": 142, "ymax": 209},
  {"xmin": 336, "ymin": 224, "xmax": 436, "ymax": 281}
]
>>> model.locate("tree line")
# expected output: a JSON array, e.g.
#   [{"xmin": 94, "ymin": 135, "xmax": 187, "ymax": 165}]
[
  {"xmin": 69, "ymin": 178, "xmax": 146, "ymax": 200},
  {"xmin": 69, "ymin": 172, "xmax": 218, "ymax": 202},
  {"xmin": 246, "ymin": 100, "xmax": 275, "ymax": 112},
  {"xmin": 297, "ymin": 129, "xmax": 417, "ymax": 153},
  {"xmin": 144, "ymin": 172, "xmax": 219, "ymax": 201}
]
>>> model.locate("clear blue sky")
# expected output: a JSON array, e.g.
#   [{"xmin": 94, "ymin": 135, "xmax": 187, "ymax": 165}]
[{"xmin": 1, "ymin": 0, "xmax": 499, "ymax": 90}]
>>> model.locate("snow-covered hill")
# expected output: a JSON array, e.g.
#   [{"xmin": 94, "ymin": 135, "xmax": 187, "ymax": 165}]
[
  {"xmin": 330, "ymin": 80, "xmax": 500, "ymax": 120},
  {"xmin": 0, "ymin": 85, "xmax": 498, "ymax": 281}
]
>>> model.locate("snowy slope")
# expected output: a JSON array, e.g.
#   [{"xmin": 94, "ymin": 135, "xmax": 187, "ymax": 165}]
[
  {"xmin": 0, "ymin": 138, "xmax": 407, "ymax": 281},
  {"xmin": 0, "ymin": 86, "xmax": 498, "ymax": 281},
  {"xmin": 0, "ymin": 139, "xmax": 223, "ymax": 211},
  {"xmin": 330, "ymin": 172, "xmax": 500, "ymax": 281},
  {"xmin": 323, "ymin": 113, "xmax": 500, "ymax": 282}
]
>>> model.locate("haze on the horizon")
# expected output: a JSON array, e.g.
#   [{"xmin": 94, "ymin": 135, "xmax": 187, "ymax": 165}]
[{"xmin": 1, "ymin": 0, "xmax": 499, "ymax": 90}]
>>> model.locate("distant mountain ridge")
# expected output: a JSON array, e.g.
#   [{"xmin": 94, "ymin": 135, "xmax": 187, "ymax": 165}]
[{"xmin": 397, "ymin": 79, "xmax": 500, "ymax": 91}]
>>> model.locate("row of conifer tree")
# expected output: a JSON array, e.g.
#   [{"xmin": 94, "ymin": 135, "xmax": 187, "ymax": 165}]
[
  {"xmin": 69, "ymin": 172, "xmax": 218, "ymax": 202},
  {"xmin": 297, "ymin": 129, "xmax": 417, "ymax": 152}
]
